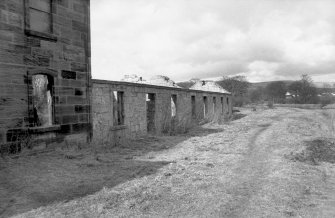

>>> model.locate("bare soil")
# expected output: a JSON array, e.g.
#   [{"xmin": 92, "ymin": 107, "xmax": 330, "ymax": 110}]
[{"xmin": 1, "ymin": 107, "xmax": 335, "ymax": 218}]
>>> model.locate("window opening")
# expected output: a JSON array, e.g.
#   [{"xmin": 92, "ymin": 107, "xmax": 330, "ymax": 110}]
[
  {"xmin": 31, "ymin": 74, "xmax": 53, "ymax": 127},
  {"xmin": 28, "ymin": 0, "xmax": 52, "ymax": 34},
  {"xmin": 113, "ymin": 91, "xmax": 124, "ymax": 125},
  {"xmin": 171, "ymin": 94, "xmax": 177, "ymax": 118},
  {"xmin": 203, "ymin": 96, "xmax": 208, "ymax": 116},
  {"xmin": 146, "ymin": 93, "xmax": 156, "ymax": 132}
]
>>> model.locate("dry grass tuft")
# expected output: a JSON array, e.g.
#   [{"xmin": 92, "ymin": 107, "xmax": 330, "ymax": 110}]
[
  {"xmin": 275, "ymin": 104, "xmax": 322, "ymax": 110},
  {"xmin": 322, "ymin": 109, "xmax": 335, "ymax": 136},
  {"xmin": 289, "ymin": 138, "xmax": 335, "ymax": 165}
]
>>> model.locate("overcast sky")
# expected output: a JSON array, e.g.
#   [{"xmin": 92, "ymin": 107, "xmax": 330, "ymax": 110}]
[{"xmin": 91, "ymin": 0, "xmax": 335, "ymax": 83}]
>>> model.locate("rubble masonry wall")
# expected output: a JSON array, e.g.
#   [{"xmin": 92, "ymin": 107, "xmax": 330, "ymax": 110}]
[{"xmin": 92, "ymin": 80, "xmax": 232, "ymax": 146}]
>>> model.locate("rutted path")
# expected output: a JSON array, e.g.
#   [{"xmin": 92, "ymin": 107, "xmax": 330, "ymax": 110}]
[
  {"xmin": 220, "ymin": 121, "xmax": 276, "ymax": 217},
  {"xmin": 5, "ymin": 108, "xmax": 335, "ymax": 217}
]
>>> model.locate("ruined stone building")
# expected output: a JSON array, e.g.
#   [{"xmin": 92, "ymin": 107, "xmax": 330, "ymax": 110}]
[
  {"xmin": 0, "ymin": 0, "xmax": 232, "ymax": 153},
  {"xmin": 92, "ymin": 77, "xmax": 232, "ymax": 146},
  {"xmin": 0, "ymin": 0, "xmax": 91, "ymax": 152}
]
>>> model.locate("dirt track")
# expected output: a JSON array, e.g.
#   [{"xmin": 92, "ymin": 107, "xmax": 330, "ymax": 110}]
[{"xmin": 2, "ymin": 107, "xmax": 335, "ymax": 217}]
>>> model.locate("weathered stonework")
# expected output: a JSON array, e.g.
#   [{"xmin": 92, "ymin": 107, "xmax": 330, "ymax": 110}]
[
  {"xmin": 0, "ymin": 0, "xmax": 91, "ymax": 153},
  {"xmin": 0, "ymin": 0, "xmax": 233, "ymax": 153},
  {"xmin": 92, "ymin": 80, "xmax": 233, "ymax": 147}
]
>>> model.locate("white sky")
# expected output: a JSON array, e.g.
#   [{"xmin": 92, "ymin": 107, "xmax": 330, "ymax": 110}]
[{"xmin": 91, "ymin": 0, "xmax": 335, "ymax": 83}]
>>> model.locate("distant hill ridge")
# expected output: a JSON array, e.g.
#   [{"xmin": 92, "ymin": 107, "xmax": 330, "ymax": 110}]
[
  {"xmin": 251, "ymin": 80, "xmax": 335, "ymax": 89},
  {"xmin": 177, "ymin": 79, "xmax": 335, "ymax": 90},
  {"xmin": 250, "ymin": 80, "xmax": 294, "ymax": 89}
]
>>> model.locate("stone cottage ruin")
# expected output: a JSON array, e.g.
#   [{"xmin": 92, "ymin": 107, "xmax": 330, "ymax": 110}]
[
  {"xmin": 92, "ymin": 76, "xmax": 232, "ymax": 146},
  {"xmin": 0, "ymin": 0, "xmax": 232, "ymax": 153}
]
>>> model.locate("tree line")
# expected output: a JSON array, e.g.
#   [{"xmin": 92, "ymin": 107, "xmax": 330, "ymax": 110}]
[{"xmin": 216, "ymin": 74, "xmax": 335, "ymax": 107}]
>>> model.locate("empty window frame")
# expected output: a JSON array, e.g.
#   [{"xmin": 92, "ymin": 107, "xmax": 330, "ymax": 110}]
[
  {"xmin": 213, "ymin": 97, "xmax": 216, "ymax": 114},
  {"xmin": 171, "ymin": 94, "xmax": 177, "ymax": 118},
  {"xmin": 113, "ymin": 91, "xmax": 124, "ymax": 125},
  {"xmin": 221, "ymin": 97, "xmax": 224, "ymax": 113},
  {"xmin": 203, "ymin": 96, "xmax": 208, "ymax": 116},
  {"xmin": 146, "ymin": 93, "xmax": 156, "ymax": 132},
  {"xmin": 25, "ymin": 0, "xmax": 53, "ymax": 34},
  {"xmin": 191, "ymin": 96, "xmax": 196, "ymax": 118},
  {"xmin": 31, "ymin": 74, "xmax": 54, "ymax": 127}
]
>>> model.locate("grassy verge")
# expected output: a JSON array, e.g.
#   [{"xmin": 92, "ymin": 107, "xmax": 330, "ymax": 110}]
[{"xmin": 274, "ymin": 104, "xmax": 322, "ymax": 109}]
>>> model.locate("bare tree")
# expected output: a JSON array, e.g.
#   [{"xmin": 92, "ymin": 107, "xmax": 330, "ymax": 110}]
[
  {"xmin": 217, "ymin": 75, "xmax": 250, "ymax": 97},
  {"xmin": 265, "ymin": 81, "xmax": 286, "ymax": 103},
  {"xmin": 248, "ymin": 87, "xmax": 264, "ymax": 103},
  {"xmin": 323, "ymin": 83, "xmax": 332, "ymax": 94},
  {"xmin": 217, "ymin": 76, "xmax": 251, "ymax": 107},
  {"xmin": 288, "ymin": 74, "xmax": 318, "ymax": 104}
]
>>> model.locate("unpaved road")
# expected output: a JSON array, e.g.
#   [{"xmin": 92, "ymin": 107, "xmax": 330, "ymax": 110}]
[{"xmin": 2, "ymin": 107, "xmax": 335, "ymax": 217}]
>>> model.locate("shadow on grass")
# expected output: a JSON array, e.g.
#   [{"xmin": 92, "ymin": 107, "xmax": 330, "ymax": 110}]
[
  {"xmin": 0, "ymin": 126, "xmax": 223, "ymax": 217},
  {"xmin": 288, "ymin": 138, "xmax": 335, "ymax": 165},
  {"xmin": 231, "ymin": 113, "xmax": 247, "ymax": 121}
]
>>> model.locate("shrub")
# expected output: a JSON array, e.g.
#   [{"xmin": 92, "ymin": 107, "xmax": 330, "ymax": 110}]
[
  {"xmin": 233, "ymin": 96, "xmax": 249, "ymax": 107},
  {"xmin": 320, "ymin": 96, "xmax": 335, "ymax": 108}
]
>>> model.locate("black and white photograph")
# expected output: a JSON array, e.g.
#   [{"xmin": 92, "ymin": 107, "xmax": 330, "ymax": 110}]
[{"xmin": 0, "ymin": 0, "xmax": 335, "ymax": 217}]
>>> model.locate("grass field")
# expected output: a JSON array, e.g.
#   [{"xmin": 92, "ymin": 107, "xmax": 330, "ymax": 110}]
[{"xmin": 1, "ymin": 107, "xmax": 335, "ymax": 217}]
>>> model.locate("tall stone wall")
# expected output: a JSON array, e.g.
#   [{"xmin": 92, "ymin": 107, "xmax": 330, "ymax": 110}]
[
  {"xmin": 0, "ymin": 0, "xmax": 91, "ymax": 153},
  {"xmin": 92, "ymin": 80, "xmax": 232, "ymax": 146}
]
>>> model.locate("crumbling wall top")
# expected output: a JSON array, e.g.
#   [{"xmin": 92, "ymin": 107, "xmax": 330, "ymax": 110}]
[
  {"xmin": 190, "ymin": 80, "xmax": 230, "ymax": 94},
  {"xmin": 121, "ymin": 75, "xmax": 181, "ymax": 88}
]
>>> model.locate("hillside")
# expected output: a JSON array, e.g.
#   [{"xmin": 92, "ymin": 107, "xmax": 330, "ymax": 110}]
[
  {"xmin": 249, "ymin": 80, "xmax": 294, "ymax": 89},
  {"xmin": 251, "ymin": 80, "xmax": 335, "ymax": 93},
  {"xmin": 178, "ymin": 79, "xmax": 335, "ymax": 93}
]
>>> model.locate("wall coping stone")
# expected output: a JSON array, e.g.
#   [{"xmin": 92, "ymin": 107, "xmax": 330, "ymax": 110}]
[{"xmin": 92, "ymin": 79, "xmax": 232, "ymax": 96}]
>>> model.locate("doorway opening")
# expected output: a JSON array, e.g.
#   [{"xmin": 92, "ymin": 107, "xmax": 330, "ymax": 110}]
[{"xmin": 203, "ymin": 96, "xmax": 208, "ymax": 116}]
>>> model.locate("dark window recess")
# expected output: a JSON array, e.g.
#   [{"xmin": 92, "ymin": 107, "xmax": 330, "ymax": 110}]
[
  {"xmin": 60, "ymin": 124, "xmax": 71, "ymax": 134},
  {"xmin": 203, "ymin": 96, "xmax": 208, "ymax": 116},
  {"xmin": 171, "ymin": 94, "xmax": 177, "ymax": 118},
  {"xmin": 113, "ymin": 91, "xmax": 124, "ymax": 125},
  {"xmin": 191, "ymin": 96, "xmax": 196, "ymax": 118},
  {"xmin": 61, "ymin": 70, "xmax": 77, "ymax": 80},
  {"xmin": 0, "ymin": 131, "xmax": 4, "ymax": 143},
  {"xmin": 72, "ymin": 123, "xmax": 90, "ymax": 133},
  {"xmin": 221, "ymin": 97, "xmax": 224, "ymax": 113},
  {"xmin": 31, "ymin": 74, "xmax": 54, "ymax": 127},
  {"xmin": 24, "ymin": 75, "xmax": 32, "ymax": 85},
  {"xmin": 75, "ymin": 88, "xmax": 84, "ymax": 96},
  {"xmin": 54, "ymin": 96, "xmax": 59, "ymax": 104},
  {"xmin": 75, "ymin": 105, "xmax": 88, "ymax": 113},
  {"xmin": 146, "ymin": 93, "xmax": 156, "ymax": 132}
]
